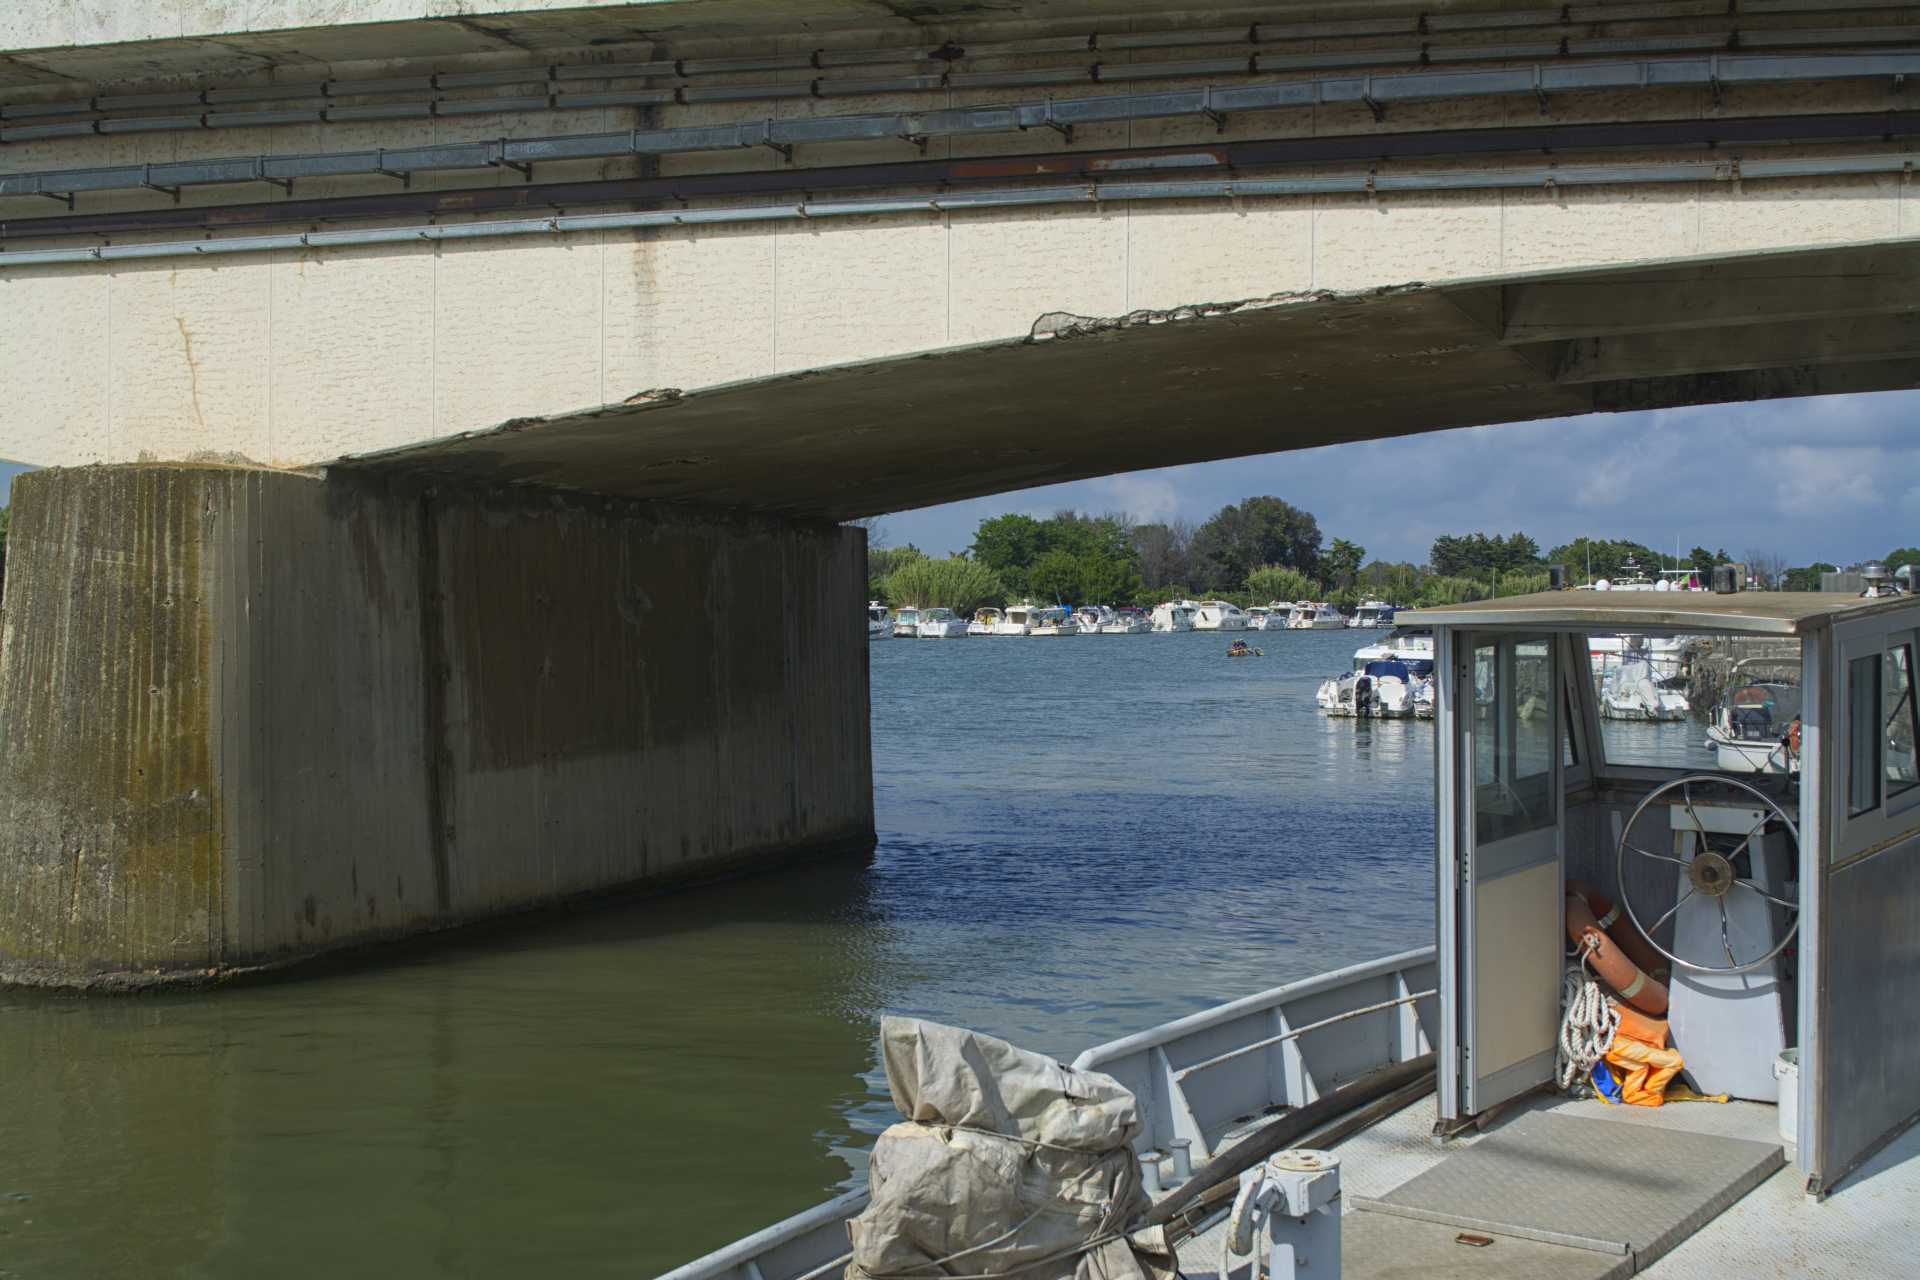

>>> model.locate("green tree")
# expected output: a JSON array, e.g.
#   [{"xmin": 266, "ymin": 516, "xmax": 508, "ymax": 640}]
[
  {"xmin": 1429, "ymin": 532, "xmax": 1540, "ymax": 579},
  {"xmin": 866, "ymin": 544, "xmax": 925, "ymax": 600},
  {"xmin": 1783, "ymin": 562, "xmax": 1838, "ymax": 592},
  {"xmin": 884, "ymin": 557, "xmax": 1005, "ymax": 614},
  {"xmin": 969, "ymin": 514, "xmax": 1048, "ymax": 596},
  {"xmin": 1246, "ymin": 564, "xmax": 1317, "ymax": 604},
  {"xmin": 1359, "ymin": 560, "xmax": 1425, "ymax": 604},
  {"xmin": 1546, "ymin": 537, "xmax": 1670, "ymax": 583},
  {"xmin": 1322, "ymin": 538, "xmax": 1365, "ymax": 594},
  {"xmin": 1417, "ymin": 575, "xmax": 1491, "ymax": 606},
  {"xmin": 1495, "ymin": 572, "xmax": 1550, "ymax": 598},
  {"xmin": 1885, "ymin": 547, "xmax": 1920, "ymax": 574},
  {"xmin": 1191, "ymin": 497, "xmax": 1322, "ymax": 592},
  {"xmin": 1026, "ymin": 547, "xmax": 1082, "ymax": 603}
]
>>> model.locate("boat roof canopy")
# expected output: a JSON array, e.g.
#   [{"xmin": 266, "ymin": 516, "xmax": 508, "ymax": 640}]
[{"xmin": 1400, "ymin": 589, "xmax": 1917, "ymax": 636}]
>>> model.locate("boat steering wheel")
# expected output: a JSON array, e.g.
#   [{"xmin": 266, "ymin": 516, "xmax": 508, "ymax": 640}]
[{"xmin": 1614, "ymin": 774, "xmax": 1800, "ymax": 976}]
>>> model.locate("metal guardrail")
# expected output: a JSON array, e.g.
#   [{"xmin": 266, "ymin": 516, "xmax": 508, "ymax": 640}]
[
  {"xmin": 3, "ymin": 150, "xmax": 1914, "ymax": 268},
  {"xmin": 3, "ymin": 52, "xmax": 1918, "ymax": 204},
  {"xmin": 654, "ymin": 947, "xmax": 1436, "ymax": 1280},
  {"xmin": 1, "ymin": 0, "xmax": 1909, "ymax": 130}
]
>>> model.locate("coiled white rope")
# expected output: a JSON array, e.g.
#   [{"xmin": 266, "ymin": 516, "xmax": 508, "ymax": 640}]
[{"xmin": 1556, "ymin": 944, "xmax": 1621, "ymax": 1093}]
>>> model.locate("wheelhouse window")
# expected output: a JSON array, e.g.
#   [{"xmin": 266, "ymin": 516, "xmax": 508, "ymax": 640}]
[
  {"xmin": 1473, "ymin": 639, "xmax": 1555, "ymax": 846},
  {"xmin": 1887, "ymin": 642, "xmax": 1919, "ymax": 803},
  {"xmin": 1848, "ymin": 653, "xmax": 1882, "ymax": 817}
]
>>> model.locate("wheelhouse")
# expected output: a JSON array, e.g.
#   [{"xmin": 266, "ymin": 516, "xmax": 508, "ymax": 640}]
[{"xmin": 1403, "ymin": 588, "xmax": 1920, "ymax": 1195}]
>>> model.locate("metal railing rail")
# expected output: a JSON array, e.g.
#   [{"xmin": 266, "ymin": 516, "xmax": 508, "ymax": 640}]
[
  {"xmin": 4, "ymin": 0, "xmax": 1910, "ymax": 129},
  {"xmin": 3, "ymin": 51, "xmax": 1919, "ymax": 203},
  {"xmin": 4, "ymin": 149, "xmax": 1915, "ymax": 268}
]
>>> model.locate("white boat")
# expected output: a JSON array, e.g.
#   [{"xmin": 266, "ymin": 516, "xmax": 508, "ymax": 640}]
[
  {"xmin": 669, "ymin": 586, "xmax": 1920, "ymax": 1280},
  {"xmin": 867, "ymin": 602, "xmax": 891, "ymax": 639},
  {"xmin": 1192, "ymin": 600, "xmax": 1249, "ymax": 631},
  {"xmin": 1029, "ymin": 605, "xmax": 1079, "ymax": 636},
  {"xmin": 996, "ymin": 603, "xmax": 1037, "ymax": 636},
  {"xmin": 890, "ymin": 606, "xmax": 920, "ymax": 638},
  {"xmin": 967, "ymin": 607, "xmax": 1002, "ymax": 637},
  {"xmin": 1317, "ymin": 656, "xmax": 1434, "ymax": 718},
  {"xmin": 1286, "ymin": 600, "xmax": 1346, "ymax": 629},
  {"xmin": 1072, "ymin": 605, "xmax": 1115, "ymax": 634},
  {"xmin": 1599, "ymin": 651, "xmax": 1690, "ymax": 720},
  {"xmin": 1588, "ymin": 632, "xmax": 1691, "ymax": 683},
  {"xmin": 914, "ymin": 607, "xmax": 969, "ymax": 639},
  {"xmin": 1149, "ymin": 601, "xmax": 1196, "ymax": 632},
  {"xmin": 1347, "ymin": 600, "xmax": 1397, "ymax": 628},
  {"xmin": 1246, "ymin": 606, "xmax": 1275, "ymax": 630},
  {"xmin": 1705, "ymin": 682, "xmax": 1803, "ymax": 774},
  {"xmin": 1101, "ymin": 608, "xmax": 1151, "ymax": 634},
  {"xmin": 1352, "ymin": 625, "xmax": 1436, "ymax": 668}
]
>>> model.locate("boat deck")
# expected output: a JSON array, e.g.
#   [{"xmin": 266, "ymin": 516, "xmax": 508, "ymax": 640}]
[{"xmin": 1184, "ymin": 1091, "xmax": 1920, "ymax": 1280}]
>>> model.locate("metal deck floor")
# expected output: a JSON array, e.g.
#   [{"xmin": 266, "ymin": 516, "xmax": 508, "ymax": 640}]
[{"xmin": 1186, "ymin": 1092, "xmax": 1920, "ymax": 1280}]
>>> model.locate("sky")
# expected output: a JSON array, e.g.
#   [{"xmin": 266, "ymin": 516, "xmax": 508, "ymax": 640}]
[
  {"xmin": 4, "ymin": 388, "xmax": 1914, "ymax": 567},
  {"xmin": 873, "ymin": 390, "xmax": 1920, "ymax": 569}
]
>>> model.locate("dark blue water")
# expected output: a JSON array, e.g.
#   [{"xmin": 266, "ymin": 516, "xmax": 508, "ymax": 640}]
[{"xmin": 5, "ymin": 627, "xmax": 1710, "ymax": 1279}]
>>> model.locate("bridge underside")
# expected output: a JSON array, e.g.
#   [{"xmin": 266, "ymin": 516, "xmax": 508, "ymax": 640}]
[{"xmin": 338, "ymin": 237, "xmax": 1920, "ymax": 521}]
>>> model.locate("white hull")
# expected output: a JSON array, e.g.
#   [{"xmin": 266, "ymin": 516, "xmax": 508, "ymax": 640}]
[
  {"xmin": 1100, "ymin": 620, "xmax": 1151, "ymax": 634},
  {"xmin": 966, "ymin": 622, "xmax": 994, "ymax": 636},
  {"xmin": 1029, "ymin": 624, "xmax": 1080, "ymax": 636},
  {"xmin": 1705, "ymin": 727, "xmax": 1798, "ymax": 774},
  {"xmin": 916, "ymin": 620, "xmax": 970, "ymax": 638},
  {"xmin": 1288, "ymin": 617, "xmax": 1344, "ymax": 630},
  {"xmin": 992, "ymin": 623, "xmax": 1031, "ymax": 636}
]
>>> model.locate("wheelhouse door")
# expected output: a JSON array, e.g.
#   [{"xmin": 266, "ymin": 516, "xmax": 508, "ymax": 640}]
[{"xmin": 1454, "ymin": 632, "xmax": 1564, "ymax": 1115}]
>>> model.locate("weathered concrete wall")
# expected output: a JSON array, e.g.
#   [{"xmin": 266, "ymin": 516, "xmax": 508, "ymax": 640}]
[{"xmin": 0, "ymin": 464, "xmax": 872, "ymax": 987}]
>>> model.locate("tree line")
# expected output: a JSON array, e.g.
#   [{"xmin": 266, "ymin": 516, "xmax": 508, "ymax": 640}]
[{"xmin": 862, "ymin": 498, "xmax": 1911, "ymax": 614}]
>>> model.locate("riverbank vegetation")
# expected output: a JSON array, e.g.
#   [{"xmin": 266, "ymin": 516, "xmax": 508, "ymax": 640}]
[{"xmin": 856, "ymin": 500, "xmax": 1901, "ymax": 611}]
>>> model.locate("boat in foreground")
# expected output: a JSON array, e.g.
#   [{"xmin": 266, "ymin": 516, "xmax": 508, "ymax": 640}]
[{"xmin": 668, "ymin": 586, "xmax": 1920, "ymax": 1280}]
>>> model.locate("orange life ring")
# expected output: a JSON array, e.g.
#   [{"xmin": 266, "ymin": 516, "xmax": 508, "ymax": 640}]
[
  {"xmin": 1566, "ymin": 890, "xmax": 1669, "ymax": 1016},
  {"xmin": 1566, "ymin": 880, "xmax": 1670, "ymax": 981}
]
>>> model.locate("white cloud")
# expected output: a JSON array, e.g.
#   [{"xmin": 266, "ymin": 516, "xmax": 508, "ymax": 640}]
[{"xmin": 884, "ymin": 388, "xmax": 1920, "ymax": 566}]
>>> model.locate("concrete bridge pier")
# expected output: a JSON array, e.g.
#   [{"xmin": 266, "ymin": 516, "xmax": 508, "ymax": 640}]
[{"xmin": 0, "ymin": 465, "xmax": 873, "ymax": 989}]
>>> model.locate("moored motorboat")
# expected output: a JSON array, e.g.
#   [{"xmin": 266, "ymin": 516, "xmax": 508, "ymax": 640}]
[
  {"xmin": 1029, "ymin": 605, "xmax": 1080, "ymax": 636},
  {"xmin": 1286, "ymin": 600, "xmax": 1346, "ymax": 629},
  {"xmin": 997, "ymin": 603, "xmax": 1037, "ymax": 636},
  {"xmin": 1705, "ymin": 681, "xmax": 1803, "ymax": 773},
  {"xmin": 1599, "ymin": 651, "xmax": 1690, "ymax": 720},
  {"xmin": 1347, "ymin": 599, "xmax": 1397, "ymax": 628},
  {"xmin": 891, "ymin": 606, "xmax": 920, "ymax": 638},
  {"xmin": 1073, "ymin": 605, "xmax": 1115, "ymax": 634},
  {"xmin": 1193, "ymin": 600, "xmax": 1249, "ymax": 630},
  {"xmin": 1101, "ymin": 608, "xmax": 1151, "ymax": 634},
  {"xmin": 867, "ymin": 602, "xmax": 891, "ymax": 639},
  {"xmin": 968, "ymin": 607, "xmax": 1002, "ymax": 637},
  {"xmin": 1316, "ymin": 657, "xmax": 1433, "ymax": 717},
  {"xmin": 914, "ymin": 607, "xmax": 970, "ymax": 638},
  {"xmin": 1150, "ymin": 601, "xmax": 1197, "ymax": 632}
]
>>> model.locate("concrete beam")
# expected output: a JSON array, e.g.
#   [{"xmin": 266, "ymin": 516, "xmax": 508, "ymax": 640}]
[
  {"xmin": 1548, "ymin": 314, "xmax": 1920, "ymax": 384},
  {"xmin": 0, "ymin": 465, "xmax": 873, "ymax": 989},
  {"xmin": 1497, "ymin": 244, "xmax": 1920, "ymax": 344},
  {"xmin": 1587, "ymin": 356, "xmax": 1920, "ymax": 412},
  {"xmin": 339, "ymin": 239, "xmax": 1920, "ymax": 522}
]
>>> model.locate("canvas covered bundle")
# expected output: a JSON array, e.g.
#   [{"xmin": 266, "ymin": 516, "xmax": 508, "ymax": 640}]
[{"xmin": 846, "ymin": 1017, "xmax": 1176, "ymax": 1280}]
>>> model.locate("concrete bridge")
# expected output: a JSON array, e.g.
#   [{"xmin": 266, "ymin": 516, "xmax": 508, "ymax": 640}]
[{"xmin": 3, "ymin": 0, "xmax": 1920, "ymax": 985}]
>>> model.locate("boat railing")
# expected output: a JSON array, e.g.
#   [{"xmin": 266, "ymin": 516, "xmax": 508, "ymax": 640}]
[
  {"xmin": 1071, "ymin": 946, "xmax": 1437, "ymax": 1160},
  {"xmin": 655, "ymin": 947, "xmax": 1436, "ymax": 1280}
]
